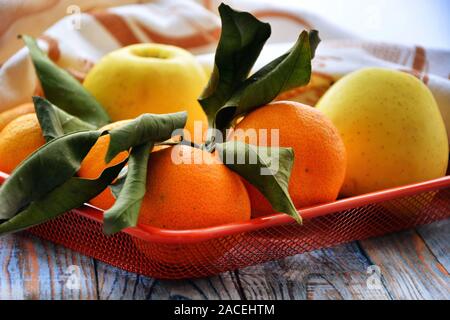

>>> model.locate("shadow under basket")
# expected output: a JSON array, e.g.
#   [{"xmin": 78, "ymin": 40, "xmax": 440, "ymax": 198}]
[{"xmin": 1, "ymin": 172, "xmax": 449, "ymax": 279}]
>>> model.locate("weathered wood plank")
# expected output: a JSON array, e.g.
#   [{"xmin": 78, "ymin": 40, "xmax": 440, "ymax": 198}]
[
  {"xmin": 95, "ymin": 261, "xmax": 243, "ymax": 300},
  {"xmin": 234, "ymin": 242, "xmax": 391, "ymax": 300},
  {"xmin": 416, "ymin": 219, "xmax": 450, "ymax": 271},
  {"xmin": 0, "ymin": 232, "xmax": 97, "ymax": 300},
  {"xmin": 359, "ymin": 222, "xmax": 450, "ymax": 300}
]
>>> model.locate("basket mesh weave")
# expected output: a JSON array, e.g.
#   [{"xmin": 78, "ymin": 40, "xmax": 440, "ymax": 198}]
[{"xmin": 26, "ymin": 187, "xmax": 450, "ymax": 279}]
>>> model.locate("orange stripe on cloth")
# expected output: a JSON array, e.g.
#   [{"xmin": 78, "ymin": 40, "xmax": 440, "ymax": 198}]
[
  {"xmin": 253, "ymin": 10, "xmax": 313, "ymax": 29},
  {"xmin": 412, "ymin": 46, "xmax": 430, "ymax": 84},
  {"xmin": 202, "ymin": 0, "xmax": 213, "ymax": 11},
  {"xmin": 398, "ymin": 68, "xmax": 430, "ymax": 85},
  {"xmin": 137, "ymin": 22, "xmax": 220, "ymax": 49},
  {"xmin": 39, "ymin": 35, "xmax": 60, "ymax": 62},
  {"xmin": 92, "ymin": 12, "xmax": 140, "ymax": 46},
  {"xmin": 412, "ymin": 46, "xmax": 426, "ymax": 73}
]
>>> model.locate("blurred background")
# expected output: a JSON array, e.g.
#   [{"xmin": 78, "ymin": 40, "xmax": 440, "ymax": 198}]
[{"xmin": 267, "ymin": 0, "xmax": 450, "ymax": 49}]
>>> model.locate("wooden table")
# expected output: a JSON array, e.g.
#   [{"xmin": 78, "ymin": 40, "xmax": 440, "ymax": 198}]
[{"xmin": 0, "ymin": 219, "xmax": 448, "ymax": 300}]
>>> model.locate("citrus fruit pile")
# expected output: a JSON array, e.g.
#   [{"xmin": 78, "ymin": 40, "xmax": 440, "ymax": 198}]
[{"xmin": 0, "ymin": 3, "xmax": 447, "ymax": 239}]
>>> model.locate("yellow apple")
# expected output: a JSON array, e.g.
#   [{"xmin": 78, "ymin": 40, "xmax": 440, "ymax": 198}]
[
  {"xmin": 316, "ymin": 67, "xmax": 448, "ymax": 197},
  {"xmin": 83, "ymin": 43, "xmax": 208, "ymax": 136}
]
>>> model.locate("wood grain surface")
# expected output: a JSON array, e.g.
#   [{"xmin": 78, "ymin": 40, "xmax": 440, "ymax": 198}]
[
  {"xmin": 0, "ymin": 219, "xmax": 449, "ymax": 300},
  {"xmin": 0, "ymin": 233, "xmax": 97, "ymax": 299}
]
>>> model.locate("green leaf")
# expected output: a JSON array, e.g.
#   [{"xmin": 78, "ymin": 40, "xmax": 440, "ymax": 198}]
[
  {"xmin": 307, "ymin": 29, "xmax": 321, "ymax": 60},
  {"xmin": 105, "ymin": 112, "xmax": 187, "ymax": 163},
  {"xmin": 22, "ymin": 35, "xmax": 110, "ymax": 127},
  {"xmin": 215, "ymin": 30, "xmax": 320, "ymax": 132},
  {"xmin": 216, "ymin": 141, "xmax": 301, "ymax": 223},
  {"xmin": 198, "ymin": 3, "xmax": 271, "ymax": 126},
  {"xmin": 110, "ymin": 171, "xmax": 126, "ymax": 200},
  {"xmin": 33, "ymin": 96, "xmax": 96, "ymax": 142},
  {"xmin": 103, "ymin": 142, "xmax": 152, "ymax": 235},
  {"xmin": 0, "ymin": 131, "xmax": 102, "ymax": 220},
  {"xmin": 0, "ymin": 161, "xmax": 126, "ymax": 236}
]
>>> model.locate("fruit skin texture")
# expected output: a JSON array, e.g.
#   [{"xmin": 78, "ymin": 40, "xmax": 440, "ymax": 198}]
[
  {"xmin": 83, "ymin": 43, "xmax": 208, "ymax": 135},
  {"xmin": 138, "ymin": 145, "xmax": 251, "ymax": 230},
  {"xmin": 78, "ymin": 120, "xmax": 130, "ymax": 209},
  {"xmin": 316, "ymin": 67, "xmax": 449, "ymax": 197},
  {"xmin": 231, "ymin": 101, "xmax": 347, "ymax": 217},
  {"xmin": 0, "ymin": 113, "xmax": 46, "ymax": 173},
  {"xmin": 0, "ymin": 103, "xmax": 35, "ymax": 132}
]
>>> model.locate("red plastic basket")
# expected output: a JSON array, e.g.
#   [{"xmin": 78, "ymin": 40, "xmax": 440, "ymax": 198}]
[{"xmin": 1, "ymin": 171, "xmax": 449, "ymax": 279}]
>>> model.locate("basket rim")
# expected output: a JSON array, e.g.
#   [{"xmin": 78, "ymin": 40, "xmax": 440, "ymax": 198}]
[{"xmin": 1, "ymin": 171, "xmax": 449, "ymax": 244}]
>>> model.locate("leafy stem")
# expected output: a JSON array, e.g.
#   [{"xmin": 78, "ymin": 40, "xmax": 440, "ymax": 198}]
[
  {"xmin": 199, "ymin": 4, "xmax": 319, "ymax": 142},
  {"xmin": 197, "ymin": 3, "xmax": 320, "ymax": 222},
  {"xmin": 22, "ymin": 35, "xmax": 110, "ymax": 127}
]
